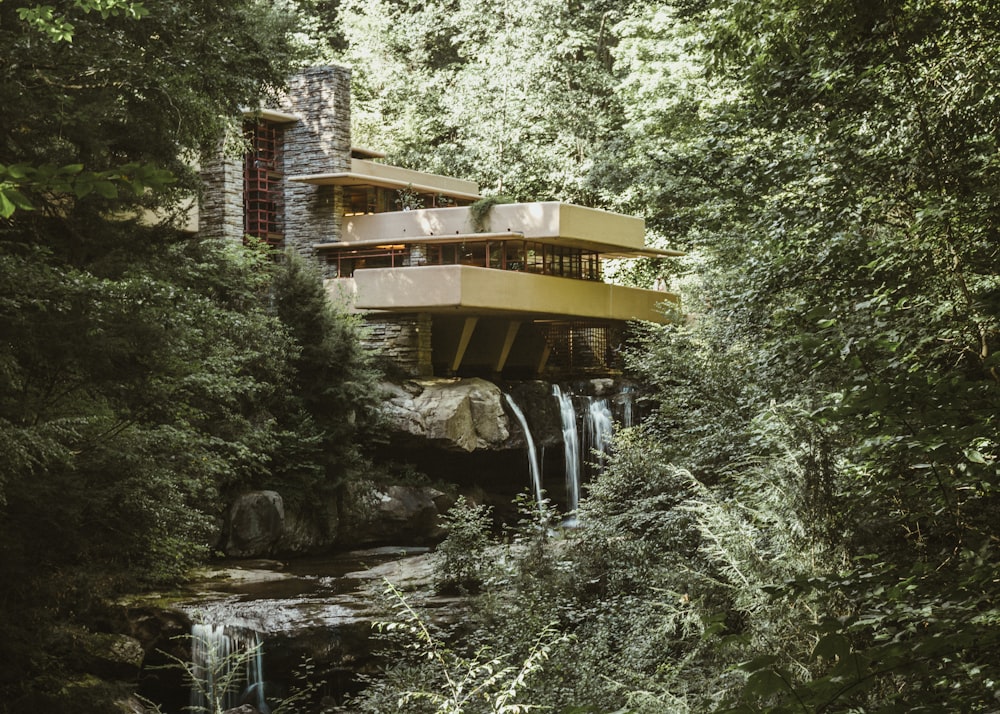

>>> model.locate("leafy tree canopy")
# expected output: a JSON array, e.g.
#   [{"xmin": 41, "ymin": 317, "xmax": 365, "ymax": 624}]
[
  {"xmin": 0, "ymin": 3, "xmax": 380, "ymax": 710},
  {"xmin": 336, "ymin": 0, "xmax": 1000, "ymax": 711}
]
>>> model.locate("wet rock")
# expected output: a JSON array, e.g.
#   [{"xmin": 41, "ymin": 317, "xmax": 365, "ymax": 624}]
[
  {"xmin": 127, "ymin": 607, "xmax": 191, "ymax": 712},
  {"xmin": 132, "ymin": 548, "xmax": 465, "ymax": 712},
  {"xmin": 84, "ymin": 633, "xmax": 145, "ymax": 681},
  {"xmin": 224, "ymin": 491, "xmax": 285, "ymax": 557},
  {"xmin": 506, "ymin": 380, "xmax": 563, "ymax": 447},
  {"xmin": 223, "ymin": 706, "xmax": 262, "ymax": 714},
  {"xmin": 13, "ymin": 676, "xmax": 138, "ymax": 714},
  {"xmin": 221, "ymin": 483, "xmax": 448, "ymax": 558},
  {"xmin": 279, "ymin": 499, "xmax": 340, "ymax": 555},
  {"xmin": 116, "ymin": 693, "xmax": 158, "ymax": 713},
  {"xmin": 382, "ymin": 378, "xmax": 510, "ymax": 451},
  {"xmin": 340, "ymin": 481, "xmax": 450, "ymax": 546},
  {"xmin": 52, "ymin": 627, "xmax": 146, "ymax": 682}
]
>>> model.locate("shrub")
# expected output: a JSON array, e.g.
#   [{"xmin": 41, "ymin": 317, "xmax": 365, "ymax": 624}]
[{"xmin": 434, "ymin": 496, "xmax": 494, "ymax": 594}]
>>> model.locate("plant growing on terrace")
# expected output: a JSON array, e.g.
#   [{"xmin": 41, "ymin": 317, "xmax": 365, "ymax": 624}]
[
  {"xmin": 468, "ymin": 195, "xmax": 513, "ymax": 232},
  {"xmin": 396, "ymin": 184, "xmax": 425, "ymax": 211}
]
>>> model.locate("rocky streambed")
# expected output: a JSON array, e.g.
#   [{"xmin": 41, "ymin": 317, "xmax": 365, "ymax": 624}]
[
  {"xmin": 125, "ymin": 376, "xmax": 641, "ymax": 712},
  {"xmin": 133, "ymin": 547, "xmax": 458, "ymax": 713}
]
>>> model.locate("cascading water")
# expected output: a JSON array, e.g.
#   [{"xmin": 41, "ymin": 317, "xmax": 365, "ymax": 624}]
[
  {"xmin": 190, "ymin": 623, "xmax": 268, "ymax": 714},
  {"xmin": 503, "ymin": 393, "xmax": 545, "ymax": 510},
  {"xmin": 618, "ymin": 385, "xmax": 636, "ymax": 428},
  {"xmin": 583, "ymin": 396, "xmax": 614, "ymax": 479},
  {"xmin": 553, "ymin": 385, "xmax": 581, "ymax": 515}
]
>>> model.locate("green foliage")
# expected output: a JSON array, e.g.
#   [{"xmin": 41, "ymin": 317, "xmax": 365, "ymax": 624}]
[
  {"xmin": 396, "ymin": 184, "xmax": 426, "ymax": 211},
  {"xmin": 0, "ymin": 236, "xmax": 288, "ymax": 575},
  {"xmin": 0, "ymin": 161, "xmax": 175, "ymax": 218},
  {"xmin": 605, "ymin": 0, "xmax": 1000, "ymax": 710},
  {"xmin": 359, "ymin": 579, "xmax": 567, "ymax": 714},
  {"xmin": 336, "ymin": 0, "xmax": 637, "ymax": 201},
  {"xmin": 0, "ymin": 0, "xmax": 316, "ymax": 707},
  {"xmin": 468, "ymin": 196, "xmax": 514, "ymax": 233},
  {"xmin": 331, "ymin": 0, "xmax": 1000, "ymax": 708},
  {"xmin": 0, "ymin": 236, "xmax": 299, "ymax": 708},
  {"xmin": 267, "ymin": 250, "xmax": 384, "ymax": 503},
  {"xmin": 0, "ymin": 0, "xmax": 303, "ymax": 223},
  {"xmin": 434, "ymin": 496, "xmax": 494, "ymax": 594},
  {"xmin": 15, "ymin": 0, "xmax": 147, "ymax": 43}
]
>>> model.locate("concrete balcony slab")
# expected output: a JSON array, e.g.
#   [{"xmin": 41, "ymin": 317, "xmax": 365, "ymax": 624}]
[{"xmin": 330, "ymin": 265, "xmax": 678, "ymax": 324}]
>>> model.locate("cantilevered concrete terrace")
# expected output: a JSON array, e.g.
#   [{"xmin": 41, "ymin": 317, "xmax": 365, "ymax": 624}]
[
  {"xmin": 291, "ymin": 159, "xmax": 482, "ymax": 202},
  {"xmin": 315, "ymin": 201, "xmax": 680, "ymax": 376},
  {"xmin": 333, "ymin": 202, "xmax": 676, "ymax": 258},
  {"xmin": 333, "ymin": 265, "xmax": 677, "ymax": 323},
  {"xmin": 315, "ymin": 202, "xmax": 681, "ymax": 325}
]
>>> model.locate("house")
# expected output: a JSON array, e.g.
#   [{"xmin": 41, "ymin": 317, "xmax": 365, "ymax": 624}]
[{"xmin": 200, "ymin": 66, "xmax": 681, "ymax": 378}]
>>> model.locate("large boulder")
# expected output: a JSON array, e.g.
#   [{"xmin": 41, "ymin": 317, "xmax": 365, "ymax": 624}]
[
  {"xmin": 278, "ymin": 499, "xmax": 340, "ymax": 555},
  {"xmin": 222, "ymin": 483, "xmax": 450, "ymax": 557},
  {"xmin": 340, "ymin": 481, "xmax": 451, "ymax": 546},
  {"xmin": 50, "ymin": 627, "xmax": 146, "ymax": 682},
  {"xmin": 382, "ymin": 378, "xmax": 510, "ymax": 452},
  {"xmin": 223, "ymin": 491, "xmax": 285, "ymax": 557},
  {"xmin": 81, "ymin": 633, "xmax": 145, "ymax": 681}
]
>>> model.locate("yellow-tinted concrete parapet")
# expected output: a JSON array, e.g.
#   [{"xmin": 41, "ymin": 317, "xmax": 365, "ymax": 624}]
[
  {"xmin": 341, "ymin": 265, "xmax": 678, "ymax": 324},
  {"xmin": 290, "ymin": 159, "xmax": 481, "ymax": 201},
  {"xmin": 339, "ymin": 202, "xmax": 661, "ymax": 256}
]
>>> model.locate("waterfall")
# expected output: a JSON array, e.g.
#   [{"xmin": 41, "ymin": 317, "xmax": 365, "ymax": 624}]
[
  {"xmin": 583, "ymin": 397, "xmax": 613, "ymax": 479},
  {"xmin": 190, "ymin": 623, "xmax": 268, "ymax": 714},
  {"xmin": 503, "ymin": 393, "xmax": 545, "ymax": 510},
  {"xmin": 553, "ymin": 385, "xmax": 581, "ymax": 515},
  {"xmin": 619, "ymin": 385, "xmax": 636, "ymax": 428}
]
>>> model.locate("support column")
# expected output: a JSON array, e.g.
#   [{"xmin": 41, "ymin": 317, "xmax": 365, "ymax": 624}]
[
  {"xmin": 450, "ymin": 317, "xmax": 479, "ymax": 373},
  {"xmin": 535, "ymin": 342, "xmax": 552, "ymax": 375},
  {"xmin": 415, "ymin": 312, "xmax": 433, "ymax": 377},
  {"xmin": 493, "ymin": 321, "xmax": 521, "ymax": 374},
  {"xmin": 199, "ymin": 153, "xmax": 243, "ymax": 242}
]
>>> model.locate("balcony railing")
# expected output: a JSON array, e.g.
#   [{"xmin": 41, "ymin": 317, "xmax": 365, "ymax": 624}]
[{"xmin": 336, "ymin": 202, "xmax": 658, "ymax": 256}]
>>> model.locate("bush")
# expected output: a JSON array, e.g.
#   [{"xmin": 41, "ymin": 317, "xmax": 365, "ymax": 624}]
[{"xmin": 434, "ymin": 496, "xmax": 494, "ymax": 594}]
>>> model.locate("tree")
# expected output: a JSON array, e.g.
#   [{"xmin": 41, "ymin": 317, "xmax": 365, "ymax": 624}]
[
  {"xmin": 337, "ymin": 0, "xmax": 638, "ymax": 202},
  {"xmin": 0, "ymin": 2, "xmax": 309, "ymax": 710},
  {"xmin": 266, "ymin": 250, "xmax": 383, "ymax": 506},
  {"xmin": 337, "ymin": 0, "xmax": 1000, "ymax": 710},
  {"xmin": 631, "ymin": 0, "xmax": 1000, "ymax": 708},
  {"xmin": 1, "ymin": 0, "xmax": 304, "ymax": 218}
]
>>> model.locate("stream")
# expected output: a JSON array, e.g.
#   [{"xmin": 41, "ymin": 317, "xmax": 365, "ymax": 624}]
[{"xmin": 142, "ymin": 546, "xmax": 451, "ymax": 713}]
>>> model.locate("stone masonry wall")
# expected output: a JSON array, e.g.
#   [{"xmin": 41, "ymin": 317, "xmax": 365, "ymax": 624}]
[
  {"xmin": 362, "ymin": 314, "xmax": 433, "ymax": 377},
  {"xmin": 282, "ymin": 66, "xmax": 352, "ymax": 263},
  {"xmin": 199, "ymin": 152, "xmax": 244, "ymax": 242}
]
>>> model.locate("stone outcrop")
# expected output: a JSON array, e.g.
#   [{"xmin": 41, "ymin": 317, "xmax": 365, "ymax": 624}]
[
  {"xmin": 81, "ymin": 633, "xmax": 146, "ymax": 682},
  {"xmin": 224, "ymin": 491, "xmax": 286, "ymax": 557},
  {"xmin": 132, "ymin": 549, "xmax": 459, "ymax": 711},
  {"xmin": 218, "ymin": 377, "xmax": 638, "ymax": 558},
  {"xmin": 340, "ymin": 482, "xmax": 451, "ymax": 545},
  {"xmin": 382, "ymin": 378, "xmax": 511, "ymax": 451},
  {"xmin": 278, "ymin": 501, "xmax": 340, "ymax": 554},
  {"xmin": 221, "ymin": 484, "xmax": 451, "ymax": 557}
]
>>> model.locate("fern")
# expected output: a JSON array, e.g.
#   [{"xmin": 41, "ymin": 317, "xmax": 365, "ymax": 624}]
[{"xmin": 373, "ymin": 579, "xmax": 567, "ymax": 713}]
